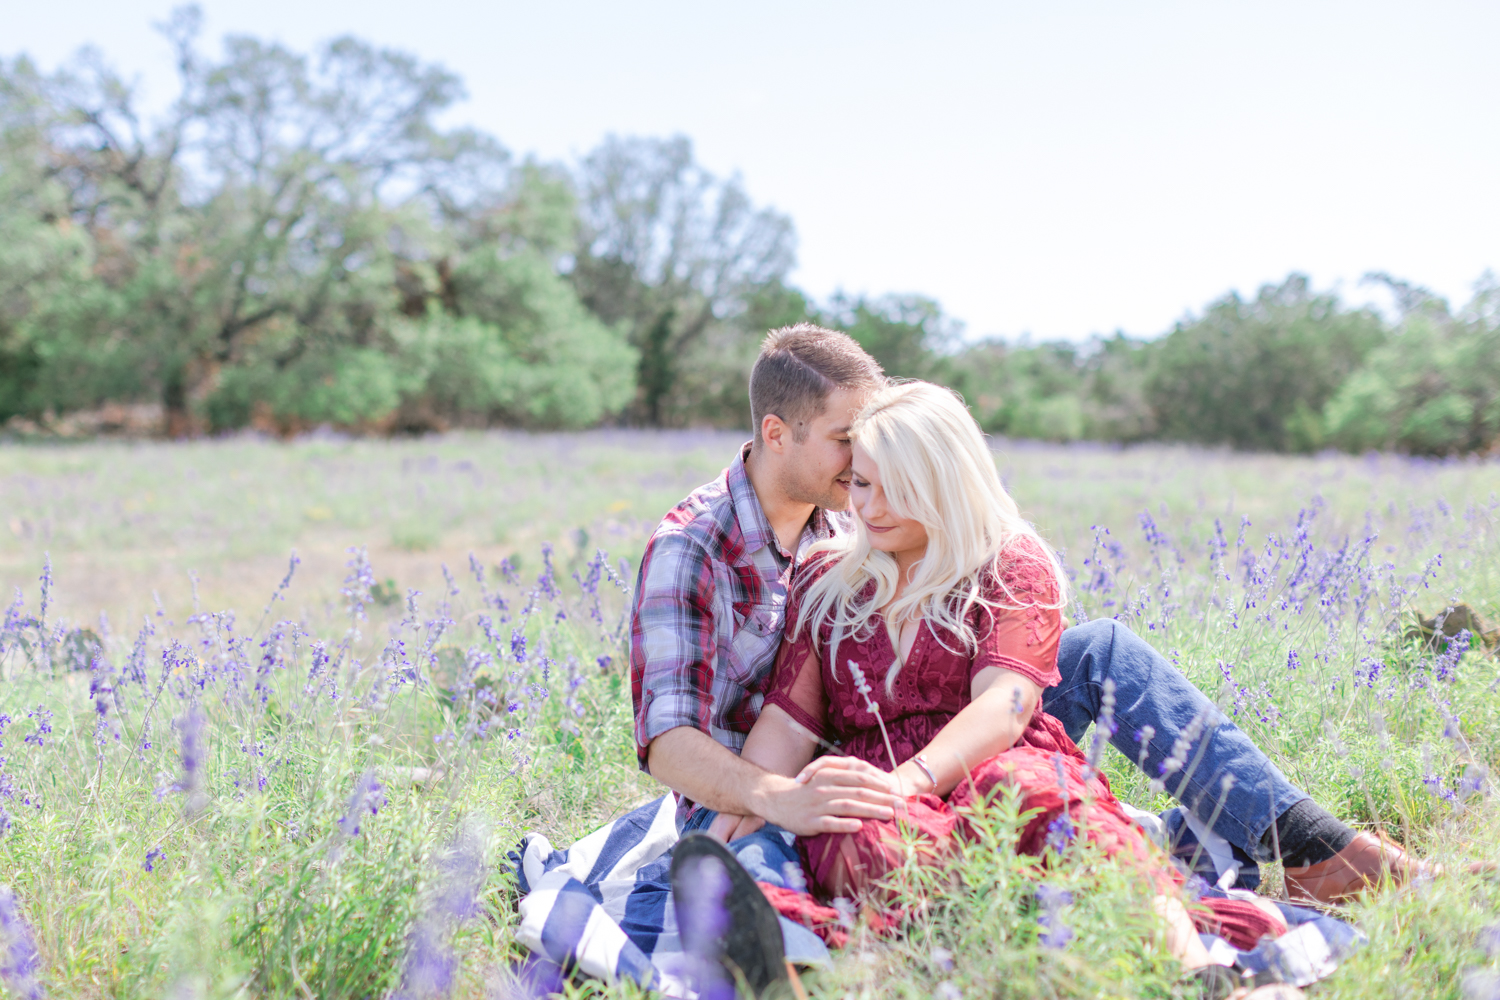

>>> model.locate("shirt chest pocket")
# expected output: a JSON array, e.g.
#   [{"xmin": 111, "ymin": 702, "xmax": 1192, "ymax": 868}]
[{"xmin": 726, "ymin": 602, "xmax": 784, "ymax": 684}]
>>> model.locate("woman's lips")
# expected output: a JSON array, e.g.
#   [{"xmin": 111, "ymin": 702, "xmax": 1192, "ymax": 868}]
[{"xmin": 864, "ymin": 522, "xmax": 896, "ymax": 533}]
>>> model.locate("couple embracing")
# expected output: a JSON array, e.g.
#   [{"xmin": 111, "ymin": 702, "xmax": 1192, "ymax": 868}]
[{"xmin": 629, "ymin": 324, "xmax": 1420, "ymax": 993}]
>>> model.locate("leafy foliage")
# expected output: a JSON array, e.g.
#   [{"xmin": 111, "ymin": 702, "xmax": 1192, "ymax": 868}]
[
  {"xmin": 0, "ymin": 13, "xmax": 641, "ymax": 434},
  {"xmin": 4, "ymin": 14, "xmax": 1499, "ymax": 453},
  {"xmin": 1145, "ymin": 275, "xmax": 1388, "ymax": 451},
  {"xmin": 570, "ymin": 134, "xmax": 797, "ymax": 426},
  {"xmin": 1325, "ymin": 274, "xmax": 1500, "ymax": 455}
]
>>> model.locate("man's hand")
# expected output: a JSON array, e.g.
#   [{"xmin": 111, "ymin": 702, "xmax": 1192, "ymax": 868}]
[
  {"xmin": 647, "ymin": 726, "xmax": 900, "ymax": 838},
  {"xmin": 750, "ymin": 756, "xmax": 902, "ymax": 836},
  {"xmin": 706, "ymin": 812, "xmax": 767, "ymax": 843}
]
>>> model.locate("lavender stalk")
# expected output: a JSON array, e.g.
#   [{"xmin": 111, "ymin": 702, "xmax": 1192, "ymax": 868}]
[{"xmin": 847, "ymin": 661, "xmax": 905, "ymax": 798}]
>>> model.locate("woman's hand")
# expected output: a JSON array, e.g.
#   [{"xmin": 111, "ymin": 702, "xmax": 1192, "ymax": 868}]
[
  {"xmin": 796, "ymin": 755, "xmax": 905, "ymax": 797},
  {"xmin": 750, "ymin": 758, "xmax": 901, "ymax": 836}
]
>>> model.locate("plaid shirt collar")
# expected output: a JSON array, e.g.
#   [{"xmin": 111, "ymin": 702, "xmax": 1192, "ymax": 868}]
[{"xmin": 725, "ymin": 441, "xmax": 837, "ymax": 563}]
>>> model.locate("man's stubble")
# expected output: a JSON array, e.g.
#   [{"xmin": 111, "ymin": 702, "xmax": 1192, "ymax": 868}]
[{"xmin": 778, "ymin": 455, "xmax": 851, "ymax": 514}]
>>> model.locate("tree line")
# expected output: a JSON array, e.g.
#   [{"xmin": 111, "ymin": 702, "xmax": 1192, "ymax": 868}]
[{"xmin": 2, "ymin": 11, "xmax": 1497, "ymax": 455}]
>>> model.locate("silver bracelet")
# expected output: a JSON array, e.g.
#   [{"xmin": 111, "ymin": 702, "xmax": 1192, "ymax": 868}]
[{"xmin": 911, "ymin": 754, "xmax": 938, "ymax": 792}]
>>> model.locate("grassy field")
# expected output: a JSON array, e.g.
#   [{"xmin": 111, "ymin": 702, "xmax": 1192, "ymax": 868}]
[{"xmin": 0, "ymin": 431, "xmax": 1498, "ymax": 998}]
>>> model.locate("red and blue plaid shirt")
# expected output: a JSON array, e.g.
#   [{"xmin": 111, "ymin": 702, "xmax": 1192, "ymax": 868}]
[{"xmin": 631, "ymin": 444, "xmax": 847, "ymax": 771}]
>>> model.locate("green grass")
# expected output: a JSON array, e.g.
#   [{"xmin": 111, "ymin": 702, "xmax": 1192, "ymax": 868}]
[{"xmin": 0, "ymin": 432, "xmax": 1498, "ymax": 998}]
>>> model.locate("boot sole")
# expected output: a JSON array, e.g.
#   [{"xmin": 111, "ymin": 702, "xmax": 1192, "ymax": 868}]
[{"xmin": 671, "ymin": 833, "xmax": 790, "ymax": 997}]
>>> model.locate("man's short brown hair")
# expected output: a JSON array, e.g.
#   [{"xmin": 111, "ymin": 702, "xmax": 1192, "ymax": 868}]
[{"xmin": 750, "ymin": 324, "xmax": 885, "ymax": 444}]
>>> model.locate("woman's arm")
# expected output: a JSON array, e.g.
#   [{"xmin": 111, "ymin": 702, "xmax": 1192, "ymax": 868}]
[
  {"xmin": 894, "ymin": 665, "xmax": 1042, "ymax": 797},
  {"xmin": 740, "ymin": 702, "xmax": 822, "ymax": 778},
  {"xmin": 799, "ymin": 664, "xmax": 1041, "ymax": 798},
  {"xmin": 708, "ymin": 644, "xmax": 832, "ymax": 842}
]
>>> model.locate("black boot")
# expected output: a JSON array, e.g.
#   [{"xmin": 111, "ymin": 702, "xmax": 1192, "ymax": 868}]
[{"xmin": 671, "ymin": 833, "xmax": 791, "ymax": 998}]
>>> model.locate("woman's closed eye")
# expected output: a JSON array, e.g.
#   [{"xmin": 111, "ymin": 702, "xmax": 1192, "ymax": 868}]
[{"xmin": 851, "ymin": 476, "xmax": 870, "ymax": 488}]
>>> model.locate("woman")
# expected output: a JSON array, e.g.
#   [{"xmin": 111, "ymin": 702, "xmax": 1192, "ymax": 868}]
[{"xmin": 735, "ymin": 382, "xmax": 1281, "ymax": 967}]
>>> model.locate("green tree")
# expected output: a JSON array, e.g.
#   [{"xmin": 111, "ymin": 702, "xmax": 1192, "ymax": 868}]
[
  {"xmin": 949, "ymin": 334, "xmax": 1155, "ymax": 443},
  {"xmin": 570, "ymin": 135, "xmax": 796, "ymax": 426},
  {"xmin": 823, "ymin": 292, "xmax": 958, "ymax": 382},
  {"xmin": 1145, "ymin": 274, "xmax": 1387, "ymax": 451},
  {"xmin": 1, "ymin": 9, "xmax": 637, "ymax": 433},
  {"xmin": 0, "ymin": 56, "xmax": 93, "ymax": 420},
  {"xmin": 1324, "ymin": 274, "xmax": 1500, "ymax": 455}
]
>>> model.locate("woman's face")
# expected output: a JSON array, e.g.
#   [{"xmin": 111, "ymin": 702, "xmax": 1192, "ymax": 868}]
[{"xmin": 850, "ymin": 443, "xmax": 929, "ymax": 562}]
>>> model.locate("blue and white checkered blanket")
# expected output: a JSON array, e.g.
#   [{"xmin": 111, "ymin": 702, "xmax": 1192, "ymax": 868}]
[
  {"xmin": 513, "ymin": 794, "xmax": 1364, "ymax": 997},
  {"xmin": 514, "ymin": 795, "xmax": 690, "ymax": 994}
]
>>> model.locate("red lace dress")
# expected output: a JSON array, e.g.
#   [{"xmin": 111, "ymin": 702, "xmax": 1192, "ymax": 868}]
[{"xmin": 760, "ymin": 537, "xmax": 1283, "ymax": 950}]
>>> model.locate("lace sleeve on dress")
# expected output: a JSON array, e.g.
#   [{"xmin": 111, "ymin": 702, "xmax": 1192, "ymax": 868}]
[
  {"xmin": 971, "ymin": 535, "xmax": 1064, "ymax": 690},
  {"xmin": 762, "ymin": 555, "xmax": 834, "ymax": 741},
  {"xmin": 763, "ymin": 628, "xmax": 828, "ymax": 741}
]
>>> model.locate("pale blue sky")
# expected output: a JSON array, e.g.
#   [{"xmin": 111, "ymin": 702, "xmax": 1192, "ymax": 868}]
[{"xmin": 5, "ymin": 1, "xmax": 1497, "ymax": 341}]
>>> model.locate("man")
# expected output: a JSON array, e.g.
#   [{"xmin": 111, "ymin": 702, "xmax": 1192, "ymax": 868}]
[{"xmin": 633, "ymin": 323, "xmax": 1425, "ymax": 919}]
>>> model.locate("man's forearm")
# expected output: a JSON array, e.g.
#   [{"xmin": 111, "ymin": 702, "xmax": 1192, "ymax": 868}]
[
  {"xmin": 646, "ymin": 726, "xmax": 783, "ymax": 816},
  {"xmin": 647, "ymin": 724, "xmax": 903, "ymax": 836}
]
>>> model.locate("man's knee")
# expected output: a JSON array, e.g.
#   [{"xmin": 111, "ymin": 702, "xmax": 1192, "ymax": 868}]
[
  {"xmin": 1058, "ymin": 617, "xmax": 1122, "ymax": 672},
  {"xmin": 1067, "ymin": 617, "xmax": 1123, "ymax": 646}
]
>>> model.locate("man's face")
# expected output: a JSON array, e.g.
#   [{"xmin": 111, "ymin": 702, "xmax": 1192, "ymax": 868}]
[{"xmin": 779, "ymin": 387, "xmax": 870, "ymax": 511}]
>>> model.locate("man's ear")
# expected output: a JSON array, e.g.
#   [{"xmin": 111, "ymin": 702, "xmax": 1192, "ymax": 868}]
[
  {"xmin": 760, "ymin": 413, "xmax": 792, "ymax": 454},
  {"xmin": 762, "ymin": 413, "xmax": 798, "ymax": 455}
]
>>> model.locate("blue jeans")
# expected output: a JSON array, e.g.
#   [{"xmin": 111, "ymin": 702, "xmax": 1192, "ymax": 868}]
[
  {"xmin": 679, "ymin": 808, "xmax": 830, "ymax": 965},
  {"xmin": 1044, "ymin": 619, "xmax": 1305, "ymax": 863}
]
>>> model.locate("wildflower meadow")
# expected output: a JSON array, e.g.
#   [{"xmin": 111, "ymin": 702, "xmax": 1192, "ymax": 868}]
[{"xmin": 0, "ymin": 431, "xmax": 1498, "ymax": 999}]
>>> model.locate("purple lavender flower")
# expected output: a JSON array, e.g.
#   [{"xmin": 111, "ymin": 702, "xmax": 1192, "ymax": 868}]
[
  {"xmin": 1133, "ymin": 724, "xmax": 1155, "ymax": 772},
  {"xmin": 1152, "ymin": 708, "xmax": 1209, "ymax": 794},
  {"xmin": 1034, "ymin": 883, "xmax": 1074, "ymax": 950},
  {"xmin": 496, "ymin": 955, "xmax": 564, "ymax": 999},
  {"xmin": 1045, "ymin": 814, "xmax": 1076, "ymax": 853},
  {"xmin": 391, "ymin": 818, "xmax": 489, "ymax": 1000},
  {"xmin": 256, "ymin": 550, "xmax": 300, "ymax": 631},
  {"xmin": 338, "ymin": 770, "xmax": 386, "ymax": 838},
  {"xmin": 536, "ymin": 544, "xmax": 561, "ymax": 602},
  {"xmin": 1037, "ymin": 914, "xmax": 1073, "ymax": 950},
  {"xmin": 675, "ymin": 852, "xmax": 735, "ymax": 1000},
  {"xmin": 340, "ymin": 547, "xmax": 376, "ymax": 624},
  {"xmin": 178, "ymin": 706, "xmax": 207, "ymax": 817},
  {"xmin": 36, "ymin": 558, "xmax": 51, "ymax": 629},
  {"xmin": 1477, "ymin": 923, "xmax": 1500, "ymax": 960},
  {"xmin": 143, "ymin": 848, "xmax": 165, "ymax": 873},
  {"xmin": 1435, "ymin": 629, "xmax": 1472, "ymax": 681},
  {"xmin": 846, "ymin": 661, "xmax": 902, "ymax": 782},
  {"xmin": 1461, "ymin": 969, "xmax": 1500, "ymax": 1000},
  {"xmin": 1085, "ymin": 678, "xmax": 1117, "ymax": 772},
  {"xmin": 0, "ymin": 886, "xmax": 43, "ymax": 999}
]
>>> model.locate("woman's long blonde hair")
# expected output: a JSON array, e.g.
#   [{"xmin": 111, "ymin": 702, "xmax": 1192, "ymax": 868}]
[{"xmin": 792, "ymin": 381, "xmax": 1068, "ymax": 693}]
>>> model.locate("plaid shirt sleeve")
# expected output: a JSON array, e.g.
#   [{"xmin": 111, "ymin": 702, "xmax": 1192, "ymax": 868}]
[{"xmin": 630, "ymin": 528, "xmax": 719, "ymax": 772}]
